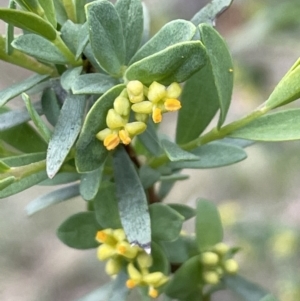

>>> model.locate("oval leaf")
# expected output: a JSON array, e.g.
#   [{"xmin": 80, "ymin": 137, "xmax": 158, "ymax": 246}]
[
  {"xmin": 167, "ymin": 203, "xmax": 196, "ymax": 221},
  {"xmin": 47, "ymin": 94, "xmax": 86, "ymax": 178},
  {"xmin": 113, "ymin": 146, "xmax": 151, "ymax": 252},
  {"xmin": 86, "ymin": 0, "xmax": 125, "ymax": 76},
  {"xmin": 195, "ymin": 199, "xmax": 223, "ymax": 251},
  {"xmin": 125, "ymin": 41, "xmax": 207, "ymax": 86},
  {"xmin": 39, "ymin": 0, "xmax": 57, "ymax": 28},
  {"xmin": 57, "ymin": 212, "xmax": 101, "ymax": 249},
  {"xmin": 41, "ymin": 88, "xmax": 61, "ymax": 126},
  {"xmin": 230, "ymin": 109, "xmax": 300, "ymax": 141},
  {"xmin": 75, "ymin": 84, "xmax": 125, "ymax": 173},
  {"xmin": 150, "ymin": 241, "xmax": 169, "ymax": 274}
]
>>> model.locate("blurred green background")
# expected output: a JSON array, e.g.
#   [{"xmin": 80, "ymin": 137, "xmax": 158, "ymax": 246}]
[{"xmin": 0, "ymin": 0, "xmax": 300, "ymax": 300}]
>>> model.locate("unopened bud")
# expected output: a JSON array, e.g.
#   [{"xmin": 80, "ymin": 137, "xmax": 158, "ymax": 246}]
[
  {"xmin": 106, "ymin": 109, "xmax": 126, "ymax": 129},
  {"xmin": 203, "ymin": 271, "xmax": 220, "ymax": 285},
  {"xmin": 200, "ymin": 252, "xmax": 219, "ymax": 266},
  {"xmin": 131, "ymin": 101, "xmax": 153, "ymax": 114},
  {"xmin": 96, "ymin": 128, "xmax": 112, "ymax": 141},
  {"xmin": 213, "ymin": 243, "xmax": 230, "ymax": 255},
  {"xmin": 105, "ymin": 258, "xmax": 122, "ymax": 276},
  {"xmin": 125, "ymin": 121, "xmax": 147, "ymax": 136},
  {"xmin": 223, "ymin": 259, "xmax": 239, "ymax": 274},
  {"xmin": 148, "ymin": 81, "xmax": 166, "ymax": 103},
  {"xmin": 127, "ymin": 80, "xmax": 144, "ymax": 103},
  {"xmin": 114, "ymin": 96, "xmax": 130, "ymax": 116},
  {"xmin": 166, "ymin": 82, "xmax": 182, "ymax": 98},
  {"xmin": 137, "ymin": 252, "xmax": 153, "ymax": 269},
  {"xmin": 164, "ymin": 98, "xmax": 181, "ymax": 111}
]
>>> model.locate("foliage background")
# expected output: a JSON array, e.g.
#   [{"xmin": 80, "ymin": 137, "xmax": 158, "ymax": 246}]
[{"xmin": 0, "ymin": 0, "xmax": 300, "ymax": 300}]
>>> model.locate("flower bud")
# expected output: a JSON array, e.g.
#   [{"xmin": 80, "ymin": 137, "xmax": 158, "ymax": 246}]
[
  {"xmin": 213, "ymin": 242, "xmax": 230, "ymax": 255},
  {"xmin": 114, "ymin": 96, "xmax": 130, "ymax": 116},
  {"xmin": 135, "ymin": 113, "xmax": 148, "ymax": 123},
  {"xmin": 119, "ymin": 129, "xmax": 131, "ymax": 145},
  {"xmin": 152, "ymin": 107, "xmax": 162, "ymax": 123},
  {"xmin": 203, "ymin": 271, "xmax": 220, "ymax": 285},
  {"xmin": 127, "ymin": 262, "xmax": 142, "ymax": 282},
  {"xmin": 131, "ymin": 101, "xmax": 153, "ymax": 114},
  {"xmin": 148, "ymin": 81, "xmax": 166, "ymax": 103},
  {"xmin": 96, "ymin": 128, "xmax": 112, "ymax": 141},
  {"xmin": 97, "ymin": 244, "xmax": 115, "ymax": 261},
  {"xmin": 104, "ymin": 133, "xmax": 120, "ymax": 150},
  {"xmin": 105, "ymin": 258, "xmax": 122, "ymax": 276},
  {"xmin": 164, "ymin": 98, "xmax": 181, "ymax": 111},
  {"xmin": 125, "ymin": 122, "xmax": 147, "ymax": 136},
  {"xmin": 137, "ymin": 252, "xmax": 153, "ymax": 269},
  {"xmin": 106, "ymin": 109, "xmax": 126, "ymax": 129},
  {"xmin": 143, "ymin": 272, "xmax": 168, "ymax": 287},
  {"xmin": 166, "ymin": 82, "xmax": 182, "ymax": 98},
  {"xmin": 127, "ymin": 80, "xmax": 144, "ymax": 103},
  {"xmin": 223, "ymin": 259, "xmax": 239, "ymax": 274},
  {"xmin": 200, "ymin": 252, "xmax": 219, "ymax": 266}
]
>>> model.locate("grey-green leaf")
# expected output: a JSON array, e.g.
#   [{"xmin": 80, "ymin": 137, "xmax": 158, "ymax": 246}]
[
  {"xmin": 199, "ymin": 24, "xmax": 234, "ymax": 128},
  {"xmin": 12, "ymin": 34, "xmax": 68, "ymax": 65},
  {"xmin": 47, "ymin": 94, "xmax": 86, "ymax": 178},
  {"xmin": 230, "ymin": 109, "xmax": 300, "ymax": 141},
  {"xmin": 139, "ymin": 165, "xmax": 160, "ymax": 189},
  {"xmin": 75, "ymin": 85, "xmax": 125, "ymax": 173},
  {"xmin": 195, "ymin": 199, "xmax": 223, "ymax": 251},
  {"xmin": 161, "ymin": 139, "xmax": 199, "ymax": 162},
  {"xmin": 72, "ymin": 73, "xmax": 118, "ymax": 95},
  {"xmin": 0, "ymin": 8, "xmax": 57, "ymax": 40},
  {"xmin": 0, "ymin": 73, "xmax": 49, "ymax": 107},
  {"xmin": 26, "ymin": 183, "xmax": 80, "ymax": 216},
  {"xmin": 168, "ymin": 203, "xmax": 196, "ymax": 221},
  {"xmin": 86, "ymin": 0, "xmax": 125, "ymax": 76},
  {"xmin": 61, "ymin": 20, "xmax": 81, "ymax": 54},
  {"xmin": 39, "ymin": 0, "xmax": 57, "ymax": 28},
  {"xmin": 191, "ymin": 0, "xmax": 233, "ymax": 26},
  {"xmin": 170, "ymin": 142, "xmax": 247, "ymax": 169},
  {"xmin": 115, "ymin": 0, "xmax": 143, "ymax": 63},
  {"xmin": 5, "ymin": 1, "xmax": 16, "ymax": 55},
  {"xmin": 53, "ymin": 0, "xmax": 68, "ymax": 25},
  {"xmin": 113, "ymin": 146, "xmax": 151, "ymax": 252},
  {"xmin": 41, "ymin": 88, "xmax": 61, "ymax": 126},
  {"xmin": 76, "ymin": 22, "xmax": 89, "ymax": 59},
  {"xmin": 130, "ymin": 19, "xmax": 196, "ymax": 64},
  {"xmin": 61, "ymin": 67, "xmax": 83, "ymax": 91},
  {"xmin": 125, "ymin": 41, "xmax": 207, "ymax": 86}
]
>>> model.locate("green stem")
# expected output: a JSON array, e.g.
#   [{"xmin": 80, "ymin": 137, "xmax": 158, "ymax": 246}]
[{"xmin": 148, "ymin": 105, "xmax": 270, "ymax": 168}]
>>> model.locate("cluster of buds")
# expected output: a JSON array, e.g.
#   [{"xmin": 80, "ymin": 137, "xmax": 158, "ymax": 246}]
[
  {"xmin": 95, "ymin": 228, "xmax": 169, "ymax": 298},
  {"xmin": 96, "ymin": 80, "xmax": 182, "ymax": 150},
  {"xmin": 200, "ymin": 242, "xmax": 239, "ymax": 285}
]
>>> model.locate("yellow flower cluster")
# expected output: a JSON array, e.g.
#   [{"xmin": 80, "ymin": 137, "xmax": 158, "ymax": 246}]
[
  {"xmin": 96, "ymin": 80, "xmax": 182, "ymax": 150},
  {"xmin": 200, "ymin": 242, "xmax": 239, "ymax": 285},
  {"xmin": 95, "ymin": 228, "xmax": 168, "ymax": 298}
]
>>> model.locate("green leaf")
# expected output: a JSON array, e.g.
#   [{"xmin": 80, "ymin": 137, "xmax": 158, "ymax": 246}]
[
  {"xmin": 61, "ymin": 67, "xmax": 83, "ymax": 91},
  {"xmin": 22, "ymin": 93, "xmax": 52, "ymax": 143},
  {"xmin": 47, "ymin": 94, "xmax": 86, "ymax": 178},
  {"xmin": 125, "ymin": 41, "xmax": 207, "ymax": 86},
  {"xmin": 14, "ymin": 0, "xmax": 39, "ymax": 12},
  {"xmin": 161, "ymin": 139, "xmax": 199, "ymax": 162},
  {"xmin": 39, "ymin": 0, "xmax": 57, "ymax": 28},
  {"xmin": 80, "ymin": 164, "xmax": 104, "ymax": 201},
  {"xmin": 165, "ymin": 255, "xmax": 202, "ymax": 300},
  {"xmin": 2, "ymin": 152, "xmax": 46, "ymax": 166},
  {"xmin": 39, "ymin": 172, "xmax": 80, "ymax": 186},
  {"xmin": 150, "ymin": 203, "xmax": 184, "ymax": 242},
  {"xmin": 72, "ymin": 73, "xmax": 118, "ymax": 95},
  {"xmin": 195, "ymin": 199, "xmax": 223, "ymax": 251},
  {"xmin": 26, "ymin": 183, "xmax": 80, "ymax": 216},
  {"xmin": 94, "ymin": 181, "xmax": 122, "ymax": 229},
  {"xmin": 169, "ymin": 142, "xmax": 247, "ymax": 169},
  {"xmin": 175, "ymin": 65, "xmax": 220, "ymax": 144},
  {"xmin": 0, "ymin": 176, "xmax": 15, "ymax": 190},
  {"xmin": 168, "ymin": 204, "xmax": 196, "ymax": 221},
  {"xmin": 5, "ymin": 1, "xmax": 16, "ymax": 55},
  {"xmin": 41, "ymin": 88, "xmax": 61, "ymax": 126},
  {"xmin": 115, "ymin": 0, "xmax": 143, "ymax": 63},
  {"xmin": 199, "ymin": 24, "xmax": 233, "ymax": 128},
  {"xmin": 0, "ymin": 73, "xmax": 49, "ymax": 107},
  {"xmin": 75, "ymin": 0, "xmax": 86, "ymax": 23},
  {"xmin": 53, "ymin": 0, "xmax": 69, "ymax": 25},
  {"xmin": 150, "ymin": 241, "xmax": 169, "ymax": 275},
  {"xmin": 61, "ymin": 20, "xmax": 81, "ymax": 54},
  {"xmin": 230, "ymin": 109, "xmax": 300, "ymax": 141},
  {"xmin": 0, "ymin": 9, "xmax": 57, "ymax": 40},
  {"xmin": 75, "ymin": 84, "xmax": 125, "ymax": 173},
  {"xmin": 0, "ymin": 160, "xmax": 10, "ymax": 172},
  {"xmin": 160, "ymin": 173, "xmax": 189, "ymax": 182},
  {"xmin": 191, "ymin": 0, "xmax": 233, "ymax": 26},
  {"xmin": 223, "ymin": 275, "xmax": 277, "ymax": 301},
  {"xmin": 12, "ymin": 34, "xmax": 68, "ymax": 65},
  {"xmin": 130, "ymin": 20, "xmax": 196, "ymax": 64},
  {"xmin": 113, "ymin": 146, "xmax": 151, "ymax": 252},
  {"xmin": 57, "ymin": 212, "xmax": 101, "ymax": 249},
  {"xmin": 139, "ymin": 165, "xmax": 160, "ymax": 189},
  {"xmin": 86, "ymin": 0, "xmax": 125, "ymax": 76},
  {"xmin": 76, "ymin": 22, "xmax": 89, "ymax": 60}
]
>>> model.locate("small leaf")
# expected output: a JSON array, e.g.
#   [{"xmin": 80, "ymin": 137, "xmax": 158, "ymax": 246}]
[
  {"xmin": 75, "ymin": 0, "xmax": 86, "ymax": 24},
  {"xmin": 0, "ymin": 8, "xmax": 57, "ymax": 40},
  {"xmin": 47, "ymin": 94, "xmax": 86, "ymax": 178},
  {"xmin": 150, "ymin": 203, "xmax": 184, "ymax": 242},
  {"xmin": 223, "ymin": 275, "xmax": 277, "ymax": 301},
  {"xmin": 196, "ymin": 199, "xmax": 223, "ymax": 251},
  {"xmin": 170, "ymin": 142, "xmax": 247, "ymax": 169},
  {"xmin": 113, "ymin": 146, "xmax": 151, "ymax": 252},
  {"xmin": 80, "ymin": 164, "xmax": 104, "ymax": 201},
  {"xmin": 26, "ymin": 183, "xmax": 80, "ymax": 216},
  {"xmin": 12, "ymin": 34, "xmax": 69, "ymax": 65},
  {"xmin": 53, "ymin": 0, "xmax": 69, "ymax": 25},
  {"xmin": 86, "ymin": 0, "xmax": 125, "ymax": 76},
  {"xmin": 41, "ymin": 88, "xmax": 61, "ymax": 126},
  {"xmin": 76, "ymin": 22, "xmax": 89, "ymax": 60},
  {"xmin": 168, "ymin": 203, "xmax": 196, "ymax": 221},
  {"xmin": 22, "ymin": 93, "xmax": 52, "ymax": 143},
  {"xmin": 230, "ymin": 109, "xmax": 300, "ymax": 141},
  {"xmin": 139, "ymin": 165, "xmax": 160, "ymax": 189},
  {"xmin": 130, "ymin": 19, "xmax": 196, "ymax": 64},
  {"xmin": 57, "ymin": 212, "xmax": 101, "ymax": 249},
  {"xmin": 94, "ymin": 181, "xmax": 122, "ymax": 229},
  {"xmin": 0, "ymin": 73, "xmax": 49, "ymax": 107},
  {"xmin": 191, "ymin": 0, "xmax": 233, "ymax": 26},
  {"xmin": 125, "ymin": 41, "xmax": 207, "ymax": 86},
  {"xmin": 165, "ymin": 255, "xmax": 202, "ymax": 300},
  {"xmin": 75, "ymin": 84, "xmax": 125, "ymax": 173},
  {"xmin": 39, "ymin": 0, "xmax": 57, "ymax": 28},
  {"xmin": 61, "ymin": 67, "xmax": 83, "ymax": 91},
  {"xmin": 150, "ymin": 241, "xmax": 169, "ymax": 274},
  {"xmin": 61, "ymin": 20, "xmax": 81, "ymax": 54},
  {"xmin": 161, "ymin": 139, "xmax": 199, "ymax": 162},
  {"xmin": 0, "ymin": 176, "xmax": 15, "ymax": 190},
  {"xmin": 72, "ymin": 73, "xmax": 118, "ymax": 95},
  {"xmin": 115, "ymin": 0, "xmax": 143, "ymax": 63},
  {"xmin": 199, "ymin": 24, "xmax": 234, "ymax": 128},
  {"xmin": 160, "ymin": 173, "xmax": 189, "ymax": 182}
]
